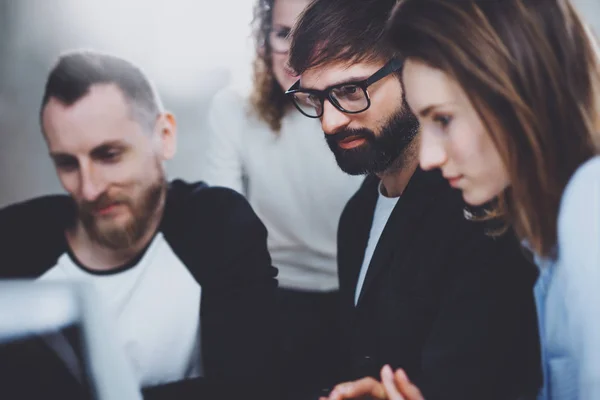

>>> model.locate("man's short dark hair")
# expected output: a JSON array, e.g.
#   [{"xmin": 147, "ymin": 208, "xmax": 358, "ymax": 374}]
[
  {"xmin": 40, "ymin": 50, "xmax": 163, "ymax": 131},
  {"xmin": 288, "ymin": 0, "xmax": 399, "ymax": 75}
]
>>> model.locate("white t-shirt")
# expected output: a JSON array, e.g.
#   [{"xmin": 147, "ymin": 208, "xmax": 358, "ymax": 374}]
[
  {"xmin": 355, "ymin": 183, "xmax": 400, "ymax": 305},
  {"xmin": 203, "ymin": 87, "xmax": 363, "ymax": 291},
  {"xmin": 38, "ymin": 232, "xmax": 203, "ymax": 388}
]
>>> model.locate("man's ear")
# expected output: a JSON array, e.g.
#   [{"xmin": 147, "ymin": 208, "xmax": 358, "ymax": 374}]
[{"xmin": 155, "ymin": 112, "xmax": 177, "ymax": 160}]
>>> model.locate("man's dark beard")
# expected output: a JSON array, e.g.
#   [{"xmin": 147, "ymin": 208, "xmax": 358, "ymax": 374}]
[
  {"xmin": 78, "ymin": 176, "xmax": 166, "ymax": 250},
  {"xmin": 325, "ymin": 100, "xmax": 419, "ymax": 175}
]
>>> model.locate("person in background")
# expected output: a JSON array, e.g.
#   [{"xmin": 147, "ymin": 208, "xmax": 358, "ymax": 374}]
[
  {"xmin": 378, "ymin": 0, "xmax": 600, "ymax": 399},
  {"xmin": 284, "ymin": 0, "xmax": 542, "ymax": 399},
  {"xmin": 0, "ymin": 50, "xmax": 278, "ymax": 400},
  {"xmin": 203, "ymin": 0, "xmax": 363, "ymax": 397}
]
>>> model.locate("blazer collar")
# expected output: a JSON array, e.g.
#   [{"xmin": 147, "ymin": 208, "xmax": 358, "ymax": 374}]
[{"xmin": 355, "ymin": 168, "xmax": 450, "ymax": 305}]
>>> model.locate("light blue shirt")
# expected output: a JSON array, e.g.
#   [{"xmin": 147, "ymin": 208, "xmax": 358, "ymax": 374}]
[{"xmin": 533, "ymin": 156, "xmax": 600, "ymax": 400}]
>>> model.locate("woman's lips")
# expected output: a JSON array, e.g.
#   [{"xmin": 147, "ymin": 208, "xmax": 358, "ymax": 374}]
[{"xmin": 445, "ymin": 175, "xmax": 463, "ymax": 188}]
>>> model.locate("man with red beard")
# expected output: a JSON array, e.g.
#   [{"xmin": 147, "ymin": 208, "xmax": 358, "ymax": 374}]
[
  {"xmin": 0, "ymin": 50, "xmax": 278, "ymax": 399},
  {"xmin": 282, "ymin": 0, "xmax": 543, "ymax": 399}
]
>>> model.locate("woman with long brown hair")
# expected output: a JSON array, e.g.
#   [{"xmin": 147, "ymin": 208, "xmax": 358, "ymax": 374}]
[
  {"xmin": 360, "ymin": 0, "xmax": 600, "ymax": 399},
  {"xmin": 203, "ymin": 0, "xmax": 363, "ymax": 397}
]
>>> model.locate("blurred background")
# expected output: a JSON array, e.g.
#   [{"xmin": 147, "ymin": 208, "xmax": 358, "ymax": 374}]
[{"xmin": 0, "ymin": 0, "xmax": 599, "ymax": 207}]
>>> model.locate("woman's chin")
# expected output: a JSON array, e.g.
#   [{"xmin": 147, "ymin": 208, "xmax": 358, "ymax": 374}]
[{"xmin": 462, "ymin": 188, "xmax": 496, "ymax": 207}]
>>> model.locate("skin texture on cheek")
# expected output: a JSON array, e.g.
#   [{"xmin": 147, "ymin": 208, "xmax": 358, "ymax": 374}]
[
  {"xmin": 403, "ymin": 59, "xmax": 509, "ymax": 205},
  {"xmin": 272, "ymin": 53, "xmax": 297, "ymax": 92}
]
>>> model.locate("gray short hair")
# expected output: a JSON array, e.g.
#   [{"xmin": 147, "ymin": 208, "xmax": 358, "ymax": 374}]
[{"xmin": 40, "ymin": 50, "xmax": 163, "ymax": 132}]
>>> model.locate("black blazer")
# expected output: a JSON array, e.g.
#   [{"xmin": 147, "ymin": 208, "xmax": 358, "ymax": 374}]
[
  {"xmin": 0, "ymin": 180, "xmax": 279, "ymax": 400},
  {"xmin": 335, "ymin": 169, "xmax": 541, "ymax": 400}
]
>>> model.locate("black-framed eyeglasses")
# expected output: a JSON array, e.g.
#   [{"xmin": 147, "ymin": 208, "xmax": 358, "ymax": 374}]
[{"xmin": 284, "ymin": 59, "xmax": 403, "ymax": 118}]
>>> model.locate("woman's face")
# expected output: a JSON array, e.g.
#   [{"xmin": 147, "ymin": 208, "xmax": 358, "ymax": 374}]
[
  {"xmin": 403, "ymin": 58, "xmax": 510, "ymax": 206},
  {"xmin": 269, "ymin": 0, "xmax": 312, "ymax": 92}
]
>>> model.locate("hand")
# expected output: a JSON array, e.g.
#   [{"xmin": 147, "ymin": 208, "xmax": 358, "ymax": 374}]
[
  {"xmin": 380, "ymin": 365, "xmax": 424, "ymax": 400},
  {"xmin": 319, "ymin": 377, "xmax": 387, "ymax": 400}
]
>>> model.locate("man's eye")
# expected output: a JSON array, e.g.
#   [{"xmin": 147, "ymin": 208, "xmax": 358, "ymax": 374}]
[
  {"xmin": 56, "ymin": 160, "xmax": 78, "ymax": 171},
  {"xmin": 334, "ymin": 85, "xmax": 363, "ymax": 101},
  {"xmin": 98, "ymin": 149, "xmax": 123, "ymax": 163},
  {"xmin": 340, "ymin": 85, "xmax": 358, "ymax": 94},
  {"xmin": 53, "ymin": 157, "xmax": 78, "ymax": 171}
]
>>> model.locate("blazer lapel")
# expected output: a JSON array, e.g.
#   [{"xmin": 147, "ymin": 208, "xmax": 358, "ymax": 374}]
[
  {"xmin": 341, "ymin": 175, "xmax": 380, "ymax": 299},
  {"xmin": 356, "ymin": 168, "xmax": 448, "ymax": 305}
]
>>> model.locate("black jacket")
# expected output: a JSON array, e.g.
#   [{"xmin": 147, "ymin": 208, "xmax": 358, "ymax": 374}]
[
  {"xmin": 335, "ymin": 169, "xmax": 542, "ymax": 400},
  {"xmin": 0, "ymin": 180, "xmax": 279, "ymax": 400}
]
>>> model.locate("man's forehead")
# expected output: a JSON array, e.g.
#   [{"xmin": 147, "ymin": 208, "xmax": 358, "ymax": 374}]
[
  {"xmin": 42, "ymin": 89, "xmax": 144, "ymax": 153},
  {"xmin": 43, "ymin": 84, "xmax": 132, "ymax": 125},
  {"xmin": 300, "ymin": 61, "xmax": 385, "ymax": 90}
]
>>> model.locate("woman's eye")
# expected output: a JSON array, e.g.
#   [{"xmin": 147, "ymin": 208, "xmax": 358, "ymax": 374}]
[
  {"xmin": 433, "ymin": 114, "xmax": 453, "ymax": 128},
  {"xmin": 275, "ymin": 28, "xmax": 291, "ymax": 39}
]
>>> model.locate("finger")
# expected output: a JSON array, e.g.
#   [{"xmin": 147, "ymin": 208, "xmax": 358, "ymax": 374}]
[
  {"xmin": 349, "ymin": 377, "xmax": 387, "ymax": 399},
  {"xmin": 381, "ymin": 364, "xmax": 405, "ymax": 400},
  {"xmin": 327, "ymin": 382, "xmax": 354, "ymax": 400},
  {"xmin": 330, "ymin": 378, "xmax": 387, "ymax": 399},
  {"xmin": 394, "ymin": 369, "xmax": 424, "ymax": 400},
  {"xmin": 327, "ymin": 386, "xmax": 343, "ymax": 400}
]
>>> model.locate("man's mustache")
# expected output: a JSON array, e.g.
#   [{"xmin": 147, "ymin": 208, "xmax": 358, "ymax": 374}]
[
  {"xmin": 325, "ymin": 128, "xmax": 376, "ymax": 144},
  {"xmin": 80, "ymin": 193, "xmax": 130, "ymax": 214}
]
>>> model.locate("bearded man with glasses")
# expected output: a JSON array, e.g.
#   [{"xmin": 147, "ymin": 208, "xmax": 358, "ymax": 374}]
[{"xmin": 283, "ymin": 0, "xmax": 543, "ymax": 399}]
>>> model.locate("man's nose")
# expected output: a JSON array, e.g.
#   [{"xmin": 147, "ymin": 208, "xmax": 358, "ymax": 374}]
[
  {"xmin": 321, "ymin": 101, "xmax": 352, "ymax": 135},
  {"xmin": 79, "ymin": 163, "xmax": 107, "ymax": 202}
]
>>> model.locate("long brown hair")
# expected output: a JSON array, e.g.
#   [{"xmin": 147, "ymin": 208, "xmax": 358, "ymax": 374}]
[
  {"xmin": 249, "ymin": 0, "xmax": 290, "ymax": 133},
  {"xmin": 387, "ymin": 0, "xmax": 600, "ymax": 257}
]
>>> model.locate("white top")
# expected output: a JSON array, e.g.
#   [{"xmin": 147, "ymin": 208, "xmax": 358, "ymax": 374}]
[
  {"xmin": 355, "ymin": 183, "xmax": 400, "ymax": 305},
  {"xmin": 38, "ymin": 233, "xmax": 203, "ymax": 389},
  {"xmin": 203, "ymin": 87, "xmax": 363, "ymax": 291},
  {"xmin": 533, "ymin": 155, "xmax": 600, "ymax": 400}
]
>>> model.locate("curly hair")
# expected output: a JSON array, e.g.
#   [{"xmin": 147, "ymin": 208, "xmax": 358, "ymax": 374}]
[{"xmin": 249, "ymin": 0, "xmax": 291, "ymax": 133}]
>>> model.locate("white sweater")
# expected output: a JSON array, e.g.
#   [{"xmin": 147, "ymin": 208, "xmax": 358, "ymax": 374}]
[{"xmin": 203, "ymin": 87, "xmax": 363, "ymax": 291}]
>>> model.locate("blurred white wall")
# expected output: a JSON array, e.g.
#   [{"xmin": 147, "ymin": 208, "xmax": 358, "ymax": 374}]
[
  {"xmin": 574, "ymin": 0, "xmax": 600, "ymax": 33},
  {"xmin": 0, "ymin": 0, "xmax": 599, "ymax": 207}
]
